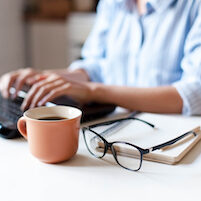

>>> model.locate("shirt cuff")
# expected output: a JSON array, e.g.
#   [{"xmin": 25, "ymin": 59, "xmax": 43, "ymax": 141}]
[
  {"xmin": 69, "ymin": 59, "xmax": 102, "ymax": 83},
  {"xmin": 173, "ymin": 81, "xmax": 201, "ymax": 115}
]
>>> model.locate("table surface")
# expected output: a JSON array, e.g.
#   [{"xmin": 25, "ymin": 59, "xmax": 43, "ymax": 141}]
[{"xmin": 0, "ymin": 110, "xmax": 201, "ymax": 201}]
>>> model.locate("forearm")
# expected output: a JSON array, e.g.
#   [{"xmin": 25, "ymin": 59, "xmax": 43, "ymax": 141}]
[{"xmin": 91, "ymin": 84, "xmax": 183, "ymax": 113}]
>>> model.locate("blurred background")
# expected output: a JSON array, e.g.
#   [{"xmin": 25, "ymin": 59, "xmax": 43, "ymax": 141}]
[{"xmin": 0, "ymin": 0, "xmax": 99, "ymax": 75}]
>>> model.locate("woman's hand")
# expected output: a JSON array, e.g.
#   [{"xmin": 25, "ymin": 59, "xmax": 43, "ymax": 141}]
[
  {"xmin": 21, "ymin": 73, "xmax": 95, "ymax": 111},
  {"xmin": 0, "ymin": 68, "xmax": 46, "ymax": 99}
]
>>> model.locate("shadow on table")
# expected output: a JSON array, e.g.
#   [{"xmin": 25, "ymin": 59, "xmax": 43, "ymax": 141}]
[
  {"xmin": 57, "ymin": 154, "xmax": 117, "ymax": 168},
  {"xmin": 179, "ymin": 140, "xmax": 201, "ymax": 164},
  {"xmin": 9, "ymin": 138, "xmax": 117, "ymax": 168}
]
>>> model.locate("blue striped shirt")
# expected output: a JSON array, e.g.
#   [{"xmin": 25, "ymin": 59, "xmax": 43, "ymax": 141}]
[{"xmin": 70, "ymin": 0, "xmax": 201, "ymax": 115}]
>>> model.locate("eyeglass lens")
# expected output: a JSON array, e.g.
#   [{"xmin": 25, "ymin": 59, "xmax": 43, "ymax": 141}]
[
  {"xmin": 112, "ymin": 142, "xmax": 142, "ymax": 171},
  {"xmin": 83, "ymin": 129, "xmax": 105, "ymax": 158}
]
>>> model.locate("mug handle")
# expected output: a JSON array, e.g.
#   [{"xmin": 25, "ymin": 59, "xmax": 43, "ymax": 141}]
[{"xmin": 17, "ymin": 117, "xmax": 27, "ymax": 140}]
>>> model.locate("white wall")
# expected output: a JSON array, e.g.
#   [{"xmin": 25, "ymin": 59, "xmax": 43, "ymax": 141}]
[
  {"xmin": 0, "ymin": 0, "xmax": 25, "ymax": 75},
  {"xmin": 29, "ymin": 13, "xmax": 95, "ymax": 70},
  {"xmin": 29, "ymin": 21, "xmax": 68, "ymax": 70},
  {"xmin": 66, "ymin": 13, "xmax": 95, "ymax": 65}
]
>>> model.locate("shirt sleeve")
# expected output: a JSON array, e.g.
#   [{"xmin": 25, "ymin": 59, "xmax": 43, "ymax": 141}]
[
  {"xmin": 69, "ymin": 0, "xmax": 116, "ymax": 82},
  {"xmin": 173, "ymin": 3, "xmax": 201, "ymax": 115}
]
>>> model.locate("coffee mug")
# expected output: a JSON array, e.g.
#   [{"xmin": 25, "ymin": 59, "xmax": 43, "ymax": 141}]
[{"xmin": 17, "ymin": 106, "xmax": 82, "ymax": 163}]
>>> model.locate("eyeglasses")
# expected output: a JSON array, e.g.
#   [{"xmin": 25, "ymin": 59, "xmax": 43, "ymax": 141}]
[{"xmin": 82, "ymin": 117, "xmax": 197, "ymax": 171}]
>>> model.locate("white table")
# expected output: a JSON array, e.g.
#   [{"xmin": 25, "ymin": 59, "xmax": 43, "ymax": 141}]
[{"xmin": 0, "ymin": 113, "xmax": 201, "ymax": 201}]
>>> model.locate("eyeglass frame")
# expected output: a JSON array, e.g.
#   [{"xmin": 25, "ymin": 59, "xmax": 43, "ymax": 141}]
[{"xmin": 82, "ymin": 117, "xmax": 197, "ymax": 171}]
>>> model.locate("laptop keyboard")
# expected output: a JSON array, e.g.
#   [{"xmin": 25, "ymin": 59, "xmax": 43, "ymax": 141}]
[
  {"xmin": 0, "ymin": 91, "xmax": 116, "ymax": 139},
  {"xmin": 0, "ymin": 93, "xmax": 23, "ymax": 129}
]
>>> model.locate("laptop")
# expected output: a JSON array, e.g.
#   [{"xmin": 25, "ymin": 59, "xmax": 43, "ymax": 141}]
[{"xmin": 0, "ymin": 88, "xmax": 116, "ymax": 139}]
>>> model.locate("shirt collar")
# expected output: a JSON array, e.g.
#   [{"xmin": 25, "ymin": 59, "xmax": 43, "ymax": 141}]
[
  {"xmin": 148, "ymin": 0, "xmax": 177, "ymax": 12},
  {"xmin": 116, "ymin": 0, "xmax": 177, "ymax": 13}
]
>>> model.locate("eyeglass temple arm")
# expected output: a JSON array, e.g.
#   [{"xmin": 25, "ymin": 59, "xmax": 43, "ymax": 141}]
[
  {"xmin": 148, "ymin": 131, "xmax": 197, "ymax": 152},
  {"xmin": 89, "ymin": 117, "xmax": 155, "ymax": 129}
]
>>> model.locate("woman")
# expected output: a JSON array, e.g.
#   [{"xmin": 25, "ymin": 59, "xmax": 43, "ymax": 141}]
[{"xmin": 1, "ymin": 0, "xmax": 201, "ymax": 115}]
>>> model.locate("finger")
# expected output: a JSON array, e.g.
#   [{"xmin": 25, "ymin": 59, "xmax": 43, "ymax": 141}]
[
  {"xmin": 14, "ymin": 71, "xmax": 36, "ymax": 98},
  {"xmin": 21, "ymin": 75, "xmax": 61, "ymax": 110},
  {"xmin": 2, "ymin": 73, "xmax": 18, "ymax": 98},
  {"xmin": 0, "ymin": 82, "xmax": 8, "ymax": 98},
  {"xmin": 26, "ymin": 74, "xmax": 47, "ymax": 85},
  {"xmin": 29, "ymin": 79, "xmax": 65, "ymax": 108},
  {"xmin": 38, "ymin": 83, "xmax": 70, "ymax": 106}
]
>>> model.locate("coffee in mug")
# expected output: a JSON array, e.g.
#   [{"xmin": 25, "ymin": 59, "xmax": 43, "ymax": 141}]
[{"xmin": 38, "ymin": 116, "xmax": 69, "ymax": 121}]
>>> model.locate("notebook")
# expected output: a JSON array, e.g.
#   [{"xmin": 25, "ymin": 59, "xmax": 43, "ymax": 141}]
[{"xmin": 102, "ymin": 113, "xmax": 201, "ymax": 164}]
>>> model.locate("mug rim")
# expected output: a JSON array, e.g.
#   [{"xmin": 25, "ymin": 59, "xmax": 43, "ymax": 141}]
[{"xmin": 23, "ymin": 105, "xmax": 82, "ymax": 123}]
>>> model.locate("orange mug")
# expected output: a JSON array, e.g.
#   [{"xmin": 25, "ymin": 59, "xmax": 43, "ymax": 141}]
[{"xmin": 17, "ymin": 106, "xmax": 82, "ymax": 163}]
